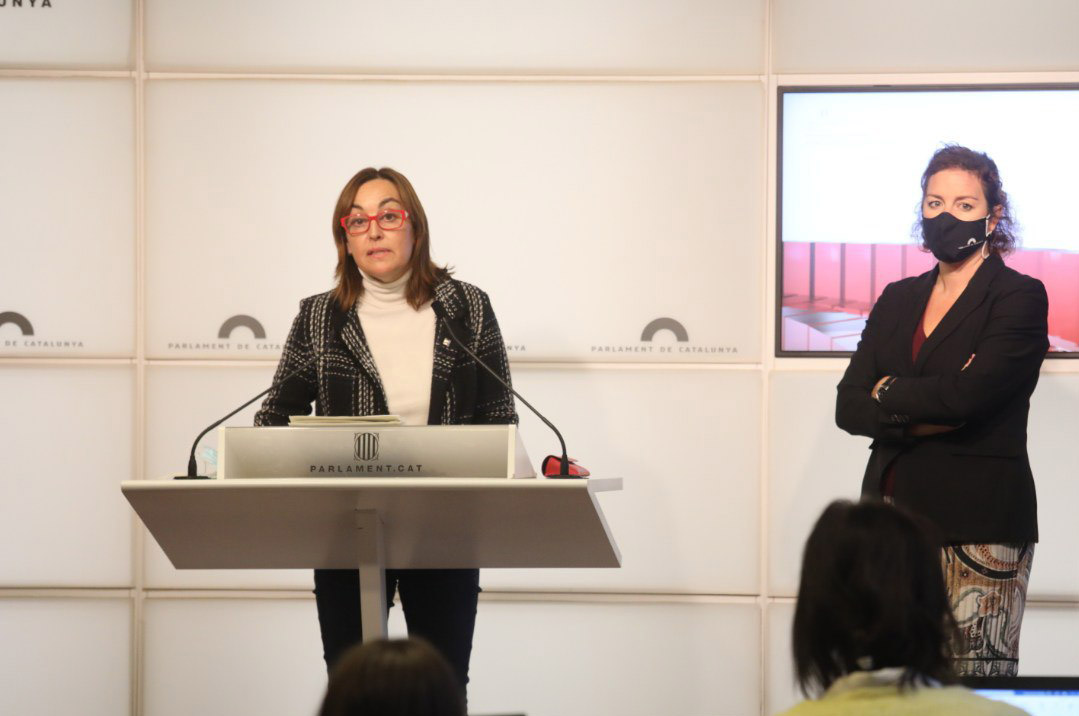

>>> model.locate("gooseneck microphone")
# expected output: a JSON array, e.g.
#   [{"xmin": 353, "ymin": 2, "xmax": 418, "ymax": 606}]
[
  {"xmin": 174, "ymin": 352, "xmax": 319, "ymax": 479},
  {"xmin": 433, "ymin": 307, "xmax": 580, "ymax": 479}
]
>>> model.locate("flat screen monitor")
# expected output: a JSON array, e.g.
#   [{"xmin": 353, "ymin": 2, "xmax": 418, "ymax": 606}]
[
  {"xmin": 963, "ymin": 676, "xmax": 1079, "ymax": 715},
  {"xmin": 777, "ymin": 84, "xmax": 1079, "ymax": 357}
]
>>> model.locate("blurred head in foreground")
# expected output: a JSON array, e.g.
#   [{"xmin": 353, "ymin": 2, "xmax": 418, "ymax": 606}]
[
  {"xmin": 317, "ymin": 637, "xmax": 466, "ymax": 716},
  {"xmin": 792, "ymin": 499, "xmax": 957, "ymax": 696}
]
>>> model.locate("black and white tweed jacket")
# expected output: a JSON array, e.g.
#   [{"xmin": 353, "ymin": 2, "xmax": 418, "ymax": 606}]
[{"xmin": 254, "ymin": 279, "xmax": 518, "ymax": 427}]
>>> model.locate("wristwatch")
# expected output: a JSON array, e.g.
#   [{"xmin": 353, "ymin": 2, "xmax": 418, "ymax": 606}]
[{"xmin": 873, "ymin": 376, "xmax": 896, "ymax": 404}]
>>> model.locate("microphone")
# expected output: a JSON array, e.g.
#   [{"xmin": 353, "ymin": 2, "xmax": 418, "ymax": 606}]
[
  {"xmin": 174, "ymin": 352, "xmax": 319, "ymax": 479},
  {"xmin": 433, "ymin": 306, "xmax": 584, "ymax": 479}
]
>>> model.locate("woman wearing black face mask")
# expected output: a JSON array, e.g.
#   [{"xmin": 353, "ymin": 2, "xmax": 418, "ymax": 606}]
[{"xmin": 835, "ymin": 145, "xmax": 1048, "ymax": 678}]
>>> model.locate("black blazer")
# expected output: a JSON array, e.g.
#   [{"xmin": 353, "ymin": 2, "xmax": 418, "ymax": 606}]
[
  {"xmin": 255, "ymin": 278, "xmax": 518, "ymax": 428},
  {"xmin": 836, "ymin": 254, "xmax": 1048, "ymax": 543}
]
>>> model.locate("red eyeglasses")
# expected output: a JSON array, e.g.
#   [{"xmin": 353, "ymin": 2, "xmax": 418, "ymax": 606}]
[{"xmin": 340, "ymin": 209, "xmax": 409, "ymax": 235}]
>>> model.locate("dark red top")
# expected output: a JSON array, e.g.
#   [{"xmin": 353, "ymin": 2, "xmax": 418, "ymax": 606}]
[
  {"xmin": 912, "ymin": 315, "xmax": 928, "ymax": 365},
  {"xmin": 882, "ymin": 314, "xmax": 928, "ymax": 497}
]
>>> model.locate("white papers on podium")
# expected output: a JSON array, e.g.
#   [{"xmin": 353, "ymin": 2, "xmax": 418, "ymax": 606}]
[{"xmin": 289, "ymin": 414, "xmax": 403, "ymax": 426}]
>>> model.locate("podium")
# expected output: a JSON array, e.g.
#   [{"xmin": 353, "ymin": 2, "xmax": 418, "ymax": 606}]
[{"xmin": 122, "ymin": 475, "xmax": 622, "ymax": 641}]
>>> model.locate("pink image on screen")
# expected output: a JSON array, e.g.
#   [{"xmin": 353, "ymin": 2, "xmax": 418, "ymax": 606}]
[{"xmin": 781, "ymin": 243, "xmax": 1078, "ymax": 353}]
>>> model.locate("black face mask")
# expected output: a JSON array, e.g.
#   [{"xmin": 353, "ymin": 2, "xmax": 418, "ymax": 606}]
[{"xmin": 921, "ymin": 212, "xmax": 990, "ymax": 263}]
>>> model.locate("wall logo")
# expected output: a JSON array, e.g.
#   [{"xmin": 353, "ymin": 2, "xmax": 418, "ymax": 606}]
[
  {"xmin": 354, "ymin": 433, "xmax": 379, "ymax": 461},
  {"xmin": 167, "ymin": 314, "xmax": 282, "ymax": 352},
  {"xmin": 1, "ymin": 310, "xmax": 84, "ymax": 349},
  {"xmin": 589, "ymin": 316, "xmax": 739, "ymax": 356},
  {"xmin": 640, "ymin": 317, "xmax": 689, "ymax": 342},
  {"xmin": 0, "ymin": 0, "xmax": 54, "ymax": 7},
  {"xmin": 219, "ymin": 314, "xmax": 267, "ymax": 340},
  {"xmin": 0, "ymin": 311, "xmax": 34, "ymax": 335}
]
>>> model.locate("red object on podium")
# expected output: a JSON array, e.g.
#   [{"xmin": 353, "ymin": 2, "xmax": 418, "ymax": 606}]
[{"xmin": 542, "ymin": 455, "xmax": 591, "ymax": 477}]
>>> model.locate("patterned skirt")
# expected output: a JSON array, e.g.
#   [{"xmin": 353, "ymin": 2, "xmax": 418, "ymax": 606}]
[{"xmin": 941, "ymin": 543, "xmax": 1035, "ymax": 677}]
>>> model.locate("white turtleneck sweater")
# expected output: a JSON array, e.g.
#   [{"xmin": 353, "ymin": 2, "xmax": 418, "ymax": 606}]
[{"xmin": 355, "ymin": 269, "xmax": 436, "ymax": 426}]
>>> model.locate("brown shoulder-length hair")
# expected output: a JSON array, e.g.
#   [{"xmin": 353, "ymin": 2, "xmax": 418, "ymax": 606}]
[
  {"xmin": 331, "ymin": 167, "xmax": 451, "ymax": 311},
  {"xmin": 317, "ymin": 638, "xmax": 465, "ymax": 716}
]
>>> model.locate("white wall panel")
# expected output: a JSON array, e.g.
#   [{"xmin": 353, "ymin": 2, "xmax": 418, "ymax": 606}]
[
  {"xmin": 143, "ymin": 598, "xmax": 332, "ymax": 716},
  {"xmin": 484, "ymin": 366, "xmax": 760, "ymax": 594},
  {"xmin": 145, "ymin": 0, "xmax": 764, "ymax": 74},
  {"xmin": 143, "ymin": 597, "xmax": 757, "ymax": 716},
  {"xmin": 1026, "ymin": 374, "xmax": 1079, "ymax": 599},
  {"xmin": 0, "ymin": 0, "xmax": 132, "ymax": 69},
  {"xmin": 765, "ymin": 601, "xmax": 800, "ymax": 716},
  {"xmin": 0, "ymin": 597, "xmax": 131, "ymax": 716},
  {"xmin": 0, "ymin": 79, "xmax": 135, "ymax": 357},
  {"xmin": 768, "ymin": 370, "xmax": 865, "ymax": 597},
  {"xmin": 1017, "ymin": 604, "xmax": 1079, "ymax": 676},
  {"xmin": 145, "ymin": 80, "xmax": 763, "ymax": 362},
  {"xmin": 774, "ymin": 0, "xmax": 1079, "ymax": 73},
  {"xmin": 469, "ymin": 599, "xmax": 760, "ymax": 716},
  {"xmin": 143, "ymin": 364, "xmax": 312, "ymax": 589},
  {"xmin": 0, "ymin": 365, "xmax": 133, "ymax": 586}
]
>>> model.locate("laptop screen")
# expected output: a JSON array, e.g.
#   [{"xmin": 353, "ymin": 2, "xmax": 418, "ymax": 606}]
[{"xmin": 963, "ymin": 677, "xmax": 1079, "ymax": 715}]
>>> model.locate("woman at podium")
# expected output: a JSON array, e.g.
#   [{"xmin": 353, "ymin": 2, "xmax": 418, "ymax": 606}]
[
  {"xmin": 254, "ymin": 167, "xmax": 518, "ymax": 691},
  {"xmin": 835, "ymin": 146, "xmax": 1048, "ymax": 676}
]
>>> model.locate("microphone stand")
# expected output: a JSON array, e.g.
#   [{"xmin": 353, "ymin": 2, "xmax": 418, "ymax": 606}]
[
  {"xmin": 175, "ymin": 354, "xmax": 318, "ymax": 479},
  {"xmin": 436, "ymin": 315, "xmax": 579, "ymax": 479}
]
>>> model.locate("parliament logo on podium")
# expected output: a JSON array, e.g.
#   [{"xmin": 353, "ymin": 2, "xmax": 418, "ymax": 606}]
[{"xmin": 354, "ymin": 432, "xmax": 380, "ymax": 461}]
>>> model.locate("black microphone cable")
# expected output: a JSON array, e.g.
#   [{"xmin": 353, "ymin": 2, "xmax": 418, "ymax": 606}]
[{"xmin": 434, "ymin": 310, "xmax": 579, "ymax": 479}]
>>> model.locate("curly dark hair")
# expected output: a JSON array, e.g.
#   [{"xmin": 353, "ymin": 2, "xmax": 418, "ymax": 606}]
[
  {"xmin": 917, "ymin": 144, "xmax": 1018, "ymax": 255},
  {"xmin": 792, "ymin": 500, "xmax": 958, "ymax": 696}
]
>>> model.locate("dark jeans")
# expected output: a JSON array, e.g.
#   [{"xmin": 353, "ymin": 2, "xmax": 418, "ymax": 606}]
[{"xmin": 313, "ymin": 567, "xmax": 481, "ymax": 688}]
